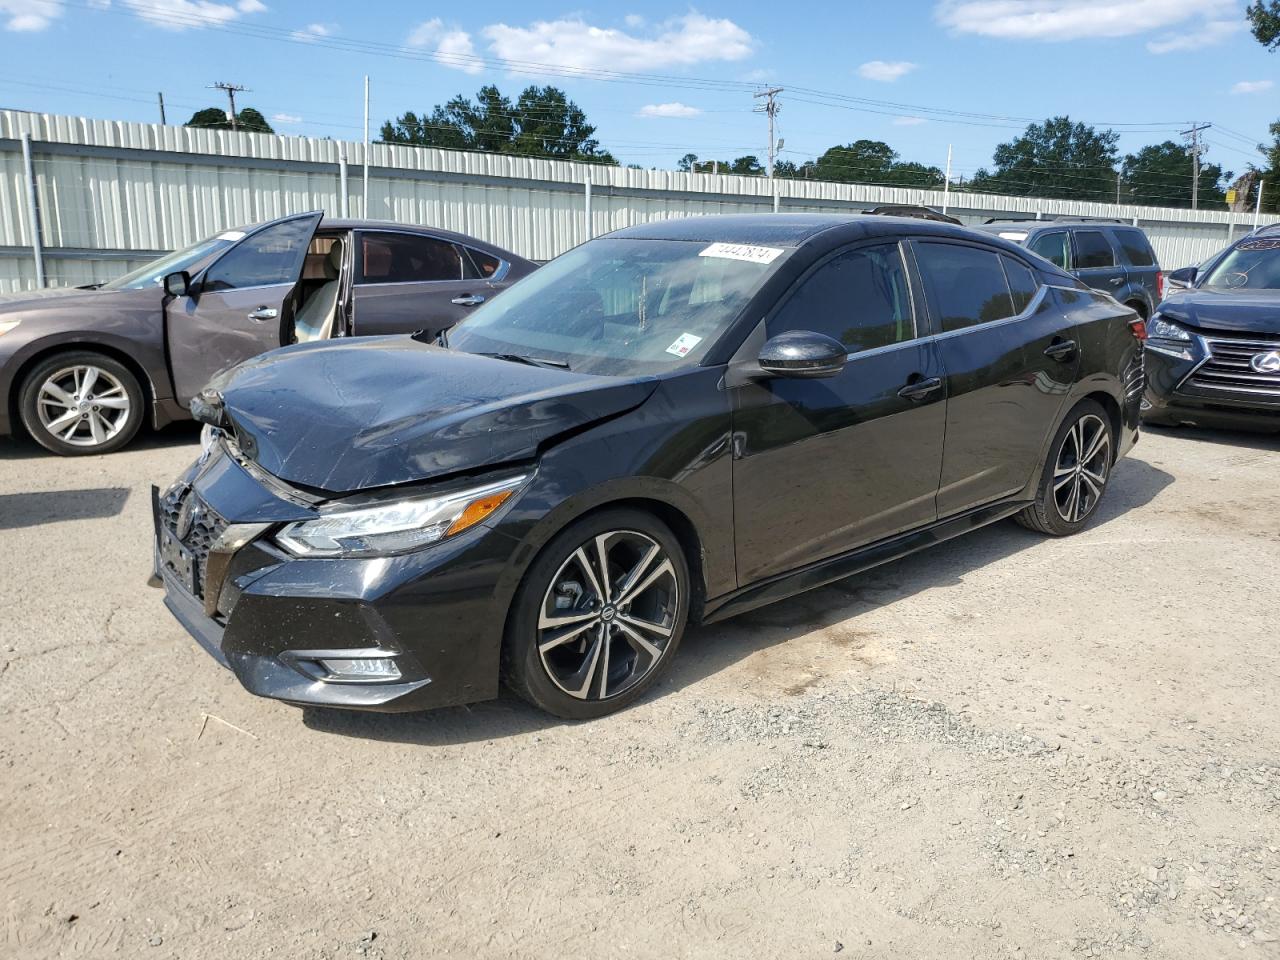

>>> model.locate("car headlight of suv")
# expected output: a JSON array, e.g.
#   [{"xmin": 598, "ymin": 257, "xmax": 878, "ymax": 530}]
[
  {"xmin": 275, "ymin": 474, "xmax": 528, "ymax": 558},
  {"xmin": 1147, "ymin": 314, "xmax": 1191, "ymax": 343}
]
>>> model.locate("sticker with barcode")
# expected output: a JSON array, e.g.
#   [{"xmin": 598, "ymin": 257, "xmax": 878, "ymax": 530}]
[
  {"xmin": 698, "ymin": 242, "xmax": 784, "ymax": 264},
  {"xmin": 665, "ymin": 333, "xmax": 703, "ymax": 357}
]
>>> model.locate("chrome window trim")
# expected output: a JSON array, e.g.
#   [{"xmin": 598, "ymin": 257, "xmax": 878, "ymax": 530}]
[{"xmin": 911, "ymin": 282, "xmax": 1051, "ymax": 346}]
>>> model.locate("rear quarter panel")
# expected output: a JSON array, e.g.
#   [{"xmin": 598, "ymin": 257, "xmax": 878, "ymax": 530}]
[{"xmin": 1055, "ymin": 285, "xmax": 1143, "ymax": 456}]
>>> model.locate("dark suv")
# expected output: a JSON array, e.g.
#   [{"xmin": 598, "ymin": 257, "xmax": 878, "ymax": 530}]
[{"xmin": 975, "ymin": 219, "xmax": 1162, "ymax": 320}]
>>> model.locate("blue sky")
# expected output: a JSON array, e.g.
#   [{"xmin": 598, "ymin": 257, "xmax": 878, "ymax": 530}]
[{"xmin": 0, "ymin": 0, "xmax": 1276, "ymax": 181}]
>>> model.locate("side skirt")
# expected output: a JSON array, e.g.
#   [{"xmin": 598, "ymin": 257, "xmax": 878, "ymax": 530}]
[{"xmin": 701, "ymin": 497, "xmax": 1032, "ymax": 625}]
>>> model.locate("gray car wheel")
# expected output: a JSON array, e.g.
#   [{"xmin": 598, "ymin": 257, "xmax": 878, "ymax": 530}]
[{"xmin": 19, "ymin": 351, "xmax": 145, "ymax": 456}]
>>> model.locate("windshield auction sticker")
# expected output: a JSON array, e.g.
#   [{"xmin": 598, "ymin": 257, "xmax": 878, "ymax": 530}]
[
  {"xmin": 665, "ymin": 333, "xmax": 703, "ymax": 357},
  {"xmin": 699, "ymin": 242, "xmax": 785, "ymax": 264},
  {"xmin": 217, "ymin": 231, "xmax": 247, "ymax": 242}
]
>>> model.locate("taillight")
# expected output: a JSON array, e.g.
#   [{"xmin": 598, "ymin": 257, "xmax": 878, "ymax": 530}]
[
  {"xmin": 1129, "ymin": 319, "xmax": 1148, "ymax": 341},
  {"xmin": 1156, "ymin": 271, "xmax": 1164, "ymax": 301}
]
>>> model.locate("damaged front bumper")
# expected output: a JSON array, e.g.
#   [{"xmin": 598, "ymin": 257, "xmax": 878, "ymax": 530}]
[{"xmin": 152, "ymin": 444, "xmax": 524, "ymax": 713}]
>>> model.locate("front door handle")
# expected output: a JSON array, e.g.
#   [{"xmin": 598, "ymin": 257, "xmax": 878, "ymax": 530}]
[
  {"xmin": 1044, "ymin": 338, "xmax": 1077, "ymax": 361},
  {"xmin": 1108, "ymin": 277, "xmax": 1124, "ymax": 285},
  {"xmin": 247, "ymin": 307, "xmax": 278, "ymax": 322},
  {"xmin": 451, "ymin": 295, "xmax": 486, "ymax": 306},
  {"xmin": 897, "ymin": 375, "xmax": 943, "ymax": 402}
]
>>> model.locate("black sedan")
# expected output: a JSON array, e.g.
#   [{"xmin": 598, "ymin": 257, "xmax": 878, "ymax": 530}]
[
  {"xmin": 0, "ymin": 212, "xmax": 535, "ymax": 455},
  {"xmin": 153, "ymin": 214, "xmax": 1144, "ymax": 720},
  {"xmin": 1143, "ymin": 227, "xmax": 1280, "ymax": 431}
]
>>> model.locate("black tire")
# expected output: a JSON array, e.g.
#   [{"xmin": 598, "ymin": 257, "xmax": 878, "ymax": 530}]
[
  {"xmin": 1016, "ymin": 399, "xmax": 1114, "ymax": 536},
  {"xmin": 18, "ymin": 351, "xmax": 145, "ymax": 456},
  {"xmin": 503, "ymin": 508, "xmax": 691, "ymax": 720}
]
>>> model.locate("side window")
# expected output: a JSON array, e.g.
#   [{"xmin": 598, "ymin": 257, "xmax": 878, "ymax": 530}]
[
  {"xmin": 1074, "ymin": 230, "xmax": 1115, "ymax": 269},
  {"xmin": 914, "ymin": 242, "xmax": 1015, "ymax": 333},
  {"xmin": 203, "ymin": 218, "xmax": 315, "ymax": 291},
  {"xmin": 1113, "ymin": 228, "xmax": 1156, "ymax": 267},
  {"xmin": 359, "ymin": 233, "xmax": 464, "ymax": 284},
  {"xmin": 768, "ymin": 243, "xmax": 914, "ymax": 353},
  {"xmin": 465, "ymin": 247, "xmax": 503, "ymax": 279},
  {"xmin": 1002, "ymin": 256, "xmax": 1039, "ymax": 314},
  {"xmin": 1029, "ymin": 231, "xmax": 1070, "ymax": 270}
]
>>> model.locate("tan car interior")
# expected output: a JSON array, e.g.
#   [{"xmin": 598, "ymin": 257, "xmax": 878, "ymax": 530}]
[{"xmin": 293, "ymin": 236, "xmax": 344, "ymax": 343}]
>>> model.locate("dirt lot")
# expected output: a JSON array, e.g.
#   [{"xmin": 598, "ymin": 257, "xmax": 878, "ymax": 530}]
[{"xmin": 1, "ymin": 422, "xmax": 1279, "ymax": 959}]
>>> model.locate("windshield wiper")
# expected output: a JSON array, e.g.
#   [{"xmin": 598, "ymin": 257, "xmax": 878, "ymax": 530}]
[{"xmin": 479, "ymin": 352, "xmax": 571, "ymax": 370}]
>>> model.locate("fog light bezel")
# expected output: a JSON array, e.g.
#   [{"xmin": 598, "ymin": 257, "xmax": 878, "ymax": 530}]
[{"xmin": 280, "ymin": 648, "xmax": 405, "ymax": 684}]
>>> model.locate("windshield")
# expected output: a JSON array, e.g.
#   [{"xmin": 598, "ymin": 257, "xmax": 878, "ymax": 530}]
[
  {"xmin": 101, "ymin": 234, "xmax": 238, "ymax": 290},
  {"xmin": 447, "ymin": 237, "xmax": 789, "ymax": 376},
  {"xmin": 1200, "ymin": 238, "xmax": 1280, "ymax": 290}
]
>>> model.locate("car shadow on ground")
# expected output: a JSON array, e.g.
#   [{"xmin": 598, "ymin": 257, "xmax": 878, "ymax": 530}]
[
  {"xmin": 303, "ymin": 454, "xmax": 1175, "ymax": 748},
  {"xmin": 0, "ymin": 487, "xmax": 131, "ymax": 529},
  {"xmin": 0, "ymin": 421, "xmax": 201, "ymax": 461},
  {"xmin": 1141, "ymin": 422, "xmax": 1280, "ymax": 452}
]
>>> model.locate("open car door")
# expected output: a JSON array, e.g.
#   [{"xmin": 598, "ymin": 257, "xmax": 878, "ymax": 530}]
[{"xmin": 166, "ymin": 211, "xmax": 323, "ymax": 406}]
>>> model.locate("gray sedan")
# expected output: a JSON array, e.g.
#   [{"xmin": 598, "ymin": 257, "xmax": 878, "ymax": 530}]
[{"xmin": 0, "ymin": 212, "xmax": 537, "ymax": 455}]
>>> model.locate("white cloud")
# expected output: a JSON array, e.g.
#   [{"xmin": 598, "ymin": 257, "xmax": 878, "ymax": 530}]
[
  {"xmin": 1231, "ymin": 79, "xmax": 1275, "ymax": 95},
  {"xmin": 271, "ymin": 112, "xmax": 302, "ymax": 123},
  {"xmin": 0, "ymin": 0, "xmax": 62, "ymax": 31},
  {"xmin": 893, "ymin": 116, "xmax": 928, "ymax": 126},
  {"xmin": 936, "ymin": 0, "xmax": 1237, "ymax": 42},
  {"xmin": 624, "ymin": 14, "xmax": 644, "ymax": 28},
  {"xmin": 638, "ymin": 102, "xmax": 701, "ymax": 118},
  {"xmin": 122, "ymin": 0, "xmax": 267, "ymax": 31},
  {"xmin": 290, "ymin": 22, "xmax": 332, "ymax": 42},
  {"xmin": 408, "ymin": 17, "xmax": 482, "ymax": 74},
  {"xmin": 857, "ymin": 60, "xmax": 917, "ymax": 82},
  {"xmin": 482, "ymin": 12, "xmax": 755, "ymax": 73},
  {"xmin": 1147, "ymin": 18, "xmax": 1243, "ymax": 52}
]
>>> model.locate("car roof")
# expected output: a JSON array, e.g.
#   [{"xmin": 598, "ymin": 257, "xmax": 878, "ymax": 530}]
[{"xmin": 610, "ymin": 213, "xmax": 986, "ymax": 247}]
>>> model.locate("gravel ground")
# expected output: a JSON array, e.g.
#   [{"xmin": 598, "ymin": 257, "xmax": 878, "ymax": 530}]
[{"xmin": 1, "ymin": 421, "xmax": 1278, "ymax": 959}]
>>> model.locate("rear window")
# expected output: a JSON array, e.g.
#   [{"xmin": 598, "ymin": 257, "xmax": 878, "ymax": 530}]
[
  {"xmin": 1001, "ymin": 256, "xmax": 1039, "ymax": 314},
  {"xmin": 360, "ymin": 232, "xmax": 464, "ymax": 284},
  {"xmin": 1113, "ymin": 228, "xmax": 1156, "ymax": 267},
  {"xmin": 914, "ymin": 242, "xmax": 1016, "ymax": 332},
  {"xmin": 1073, "ymin": 231, "xmax": 1115, "ymax": 269},
  {"xmin": 1029, "ymin": 232, "xmax": 1070, "ymax": 270},
  {"xmin": 466, "ymin": 247, "xmax": 503, "ymax": 279}
]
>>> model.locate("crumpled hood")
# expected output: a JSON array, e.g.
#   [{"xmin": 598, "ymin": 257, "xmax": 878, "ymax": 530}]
[
  {"xmin": 1159, "ymin": 289, "xmax": 1280, "ymax": 335},
  {"xmin": 209, "ymin": 337, "xmax": 659, "ymax": 493}
]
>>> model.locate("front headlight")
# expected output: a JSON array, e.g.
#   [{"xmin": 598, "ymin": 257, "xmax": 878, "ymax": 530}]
[
  {"xmin": 275, "ymin": 474, "xmax": 528, "ymax": 558},
  {"xmin": 1147, "ymin": 315, "xmax": 1191, "ymax": 342},
  {"xmin": 0, "ymin": 319, "xmax": 21, "ymax": 337}
]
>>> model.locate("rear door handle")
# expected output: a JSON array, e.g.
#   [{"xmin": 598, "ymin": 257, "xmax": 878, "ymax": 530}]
[
  {"xmin": 247, "ymin": 307, "xmax": 278, "ymax": 322},
  {"xmin": 1108, "ymin": 277, "xmax": 1124, "ymax": 285},
  {"xmin": 897, "ymin": 376, "xmax": 943, "ymax": 401},
  {"xmin": 451, "ymin": 295, "xmax": 486, "ymax": 306},
  {"xmin": 1044, "ymin": 339, "xmax": 1077, "ymax": 361}
]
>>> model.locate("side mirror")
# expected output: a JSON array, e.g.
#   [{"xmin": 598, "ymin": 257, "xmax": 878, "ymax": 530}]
[
  {"xmin": 758, "ymin": 330, "xmax": 847, "ymax": 379},
  {"xmin": 1166, "ymin": 266, "xmax": 1196, "ymax": 289},
  {"xmin": 163, "ymin": 271, "xmax": 191, "ymax": 298}
]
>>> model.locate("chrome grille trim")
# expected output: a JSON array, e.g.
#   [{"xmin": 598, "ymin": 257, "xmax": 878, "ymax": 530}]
[{"xmin": 1186, "ymin": 335, "xmax": 1280, "ymax": 396}]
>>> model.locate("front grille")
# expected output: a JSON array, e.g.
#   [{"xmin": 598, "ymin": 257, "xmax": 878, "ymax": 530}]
[
  {"xmin": 158, "ymin": 484, "xmax": 229, "ymax": 599},
  {"xmin": 1186, "ymin": 336, "xmax": 1280, "ymax": 397}
]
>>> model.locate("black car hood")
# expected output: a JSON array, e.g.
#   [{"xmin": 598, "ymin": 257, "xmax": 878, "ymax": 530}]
[
  {"xmin": 209, "ymin": 337, "xmax": 660, "ymax": 493},
  {"xmin": 1159, "ymin": 289, "xmax": 1280, "ymax": 335}
]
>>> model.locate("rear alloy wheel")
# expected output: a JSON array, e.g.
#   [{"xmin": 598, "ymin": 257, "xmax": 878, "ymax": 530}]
[
  {"xmin": 1017, "ymin": 399, "xmax": 1113, "ymax": 536},
  {"xmin": 505, "ymin": 509, "xmax": 690, "ymax": 719},
  {"xmin": 19, "ymin": 352, "xmax": 144, "ymax": 456}
]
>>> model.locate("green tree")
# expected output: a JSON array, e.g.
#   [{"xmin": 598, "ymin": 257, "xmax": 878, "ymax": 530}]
[
  {"xmin": 970, "ymin": 116, "xmax": 1118, "ymax": 201},
  {"xmin": 677, "ymin": 152, "xmax": 698, "ymax": 172},
  {"xmin": 1258, "ymin": 121, "xmax": 1280, "ymax": 212},
  {"xmin": 1122, "ymin": 141, "xmax": 1229, "ymax": 207},
  {"xmin": 1247, "ymin": 1, "xmax": 1280, "ymax": 49},
  {"xmin": 730, "ymin": 155, "xmax": 764, "ymax": 176},
  {"xmin": 811, "ymin": 139, "xmax": 943, "ymax": 187},
  {"xmin": 184, "ymin": 106, "xmax": 274, "ymax": 134},
  {"xmin": 380, "ymin": 84, "xmax": 615, "ymax": 163}
]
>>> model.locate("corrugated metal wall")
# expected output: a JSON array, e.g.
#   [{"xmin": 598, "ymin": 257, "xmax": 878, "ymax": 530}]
[{"xmin": 2, "ymin": 109, "xmax": 1276, "ymax": 293}]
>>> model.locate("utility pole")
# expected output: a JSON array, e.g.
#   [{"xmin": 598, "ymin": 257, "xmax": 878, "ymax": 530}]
[
  {"xmin": 753, "ymin": 87, "xmax": 783, "ymax": 179},
  {"xmin": 157, "ymin": 92, "xmax": 166, "ymax": 125},
  {"xmin": 943, "ymin": 144, "xmax": 953, "ymax": 214},
  {"xmin": 1116, "ymin": 169, "xmax": 1122, "ymax": 205},
  {"xmin": 1181, "ymin": 121, "xmax": 1211, "ymax": 210},
  {"xmin": 362, "ymin": 75, "xmax": 370, "ymax": 218},
  {"xmin": 210, "ymin": 81, "xmax": 248, "ymax": 131},
  {"xmin": 1256, "ymin": 180, "xmax": 1266, "ymax": 231}
]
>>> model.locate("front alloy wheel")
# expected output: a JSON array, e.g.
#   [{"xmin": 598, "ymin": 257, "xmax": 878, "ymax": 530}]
[
  {"xmin": 506, "ymin": 509, "xmax": 690, "ymax": 719},
  {"xmin": 19, "ymin": 351, "xmax": 145, "ymax": 456}
]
